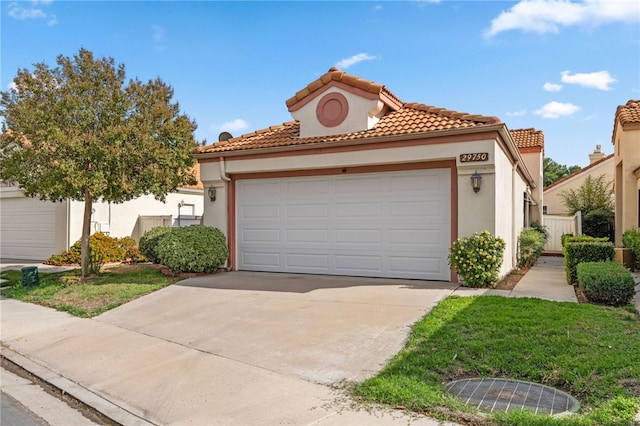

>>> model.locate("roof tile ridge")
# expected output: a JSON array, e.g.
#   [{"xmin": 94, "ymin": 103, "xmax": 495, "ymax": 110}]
[{"xmin": 405, "ymin": 102, "xmax": 500, "ymax": 124}]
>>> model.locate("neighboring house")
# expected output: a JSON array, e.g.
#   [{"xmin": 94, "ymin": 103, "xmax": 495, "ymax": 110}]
[
  {"xmin": 613, "ymin": 99, "xmax": 640, "ymax": 246},
  {"xmin": 510, "ymin": 128, "xmax": 544, "ymax": 224},
  {"xmin": 0, "ymin": 167, "xmax": 204, "ymax": 261},
  {"xmin": 543, "ymin": 146, "xmax": 614, "ymax": 216},
  {"xmin": 195, "ymin": 67, "xmax": 541, "ymax": 282}
]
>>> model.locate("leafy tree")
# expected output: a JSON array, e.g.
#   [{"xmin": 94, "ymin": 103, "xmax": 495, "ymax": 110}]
[
  {"xmin": 543, "ymin": 157, "xmax": 581, "ymax": 187},
  {"xmin": 559, "ymin": 174, "xmax": 614, "ymax": 216},
  {"xmin": 0, "ymin": 49, "xmax": 198, "ymax": 276}
]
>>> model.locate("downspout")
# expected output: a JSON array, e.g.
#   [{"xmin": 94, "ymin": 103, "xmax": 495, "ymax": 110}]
[
  {"xmin": 219, "ymin": 157, "xmax": 231, "ymax": 182},
  {"xmin": 512, "ymin": 160, "xmax": 519, "ymax": 268},
  {"xmin": 219, "ymin": 156, "xmax": 232, "ymax": 270}
]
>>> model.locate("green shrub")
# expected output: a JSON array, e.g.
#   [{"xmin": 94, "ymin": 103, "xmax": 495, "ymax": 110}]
[
  {"xmin": 448, "ymin": 230, "xmax": 506, "ymax": 288},
  {"xmin": 139, "ymin": 226, "xmax": 173, "ymax": 264},
  {"xmin": 622, "ymin": 228, "xmax": 640, "ymax": 271},
  {"xmin": 517, "ymin": 227, "xmax": 546, "ymax": 268},
  {"xmin": 577, "ymin": 261, "xmax": 635, "ymax": 306},
  {"xmin": 529, "ymin": 221, "xmax": 550, "ymax": 244},
  {"xmin": 117, "ymin": 236, "xmax": 146, "ymax": 262},
  {"xmin": 46, "ymin": 232, "xmax": 127, "ymax": 266},
  {"xmin": 582, "ymin": 208, "xmax": 614, "ymax": 239},
  {"xmin": 560, "ymin": 233, "xmax": 574, "ymax": 249},
  {"xmin": 564, "ymin": 241, "xmax": 615, "ymax": 284},
  {"xmin": 155, "ymin": 225, "xmax": 228, "ymax": 273}
]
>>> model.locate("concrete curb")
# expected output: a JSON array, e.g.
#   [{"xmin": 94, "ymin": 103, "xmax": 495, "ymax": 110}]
[{"xmin": 1, "ymin": 347, "xmax": 155, "ymax": 426}]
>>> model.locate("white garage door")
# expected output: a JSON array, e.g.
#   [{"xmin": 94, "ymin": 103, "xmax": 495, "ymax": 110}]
[
  {"xmin": 0, "ymin": 197, "xmax": 57, "ymax": 260},
  {"xmin": 236, "ymin": 169, "xmax": 451, "ymax": 280}
]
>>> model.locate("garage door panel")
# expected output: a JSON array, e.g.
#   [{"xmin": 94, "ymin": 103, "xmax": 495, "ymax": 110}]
[
  {"xmin": 1, "ymin": 198, "xmax": 57, "ymax": 260},
  {"xmin": 286, "ymin": 204, "xmax": 329, "ymax": 218},
  {"xmin": 335, "ymin": 202, "xmax": 382, "ymax": 217},
  {"xmin": 286, "ymin": 253, "xmax": 329, "ymax": 270},
  {"xmin": 241, "ymin": 228, "xmax": 280, "ymax": 243},
  {"xmin": 242, "ymin": 204, "xmax": 281, "ymax": 219},
  {"xmin": 286, "ymin": 229, "xmax": 328, "ymax": 243},
  {"xmin": 242, "ymin": 181, "xmax": 281, "ymax": 199},
  {"xmin": 237, "ymin": 169, "xmax": 451, "ymax": 280},
  {"xmin": 335, "ymin": 175, "xmax": 383, "ymax": 194},
  {"xmin": 286, "ymin": 179, "xmax": 329, "ymax": 196}
]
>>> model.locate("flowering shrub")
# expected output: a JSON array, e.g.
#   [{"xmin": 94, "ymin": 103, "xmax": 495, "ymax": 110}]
[{"xmin": 448, "ymin": 231, "xmax": 506, "ymax": 288}]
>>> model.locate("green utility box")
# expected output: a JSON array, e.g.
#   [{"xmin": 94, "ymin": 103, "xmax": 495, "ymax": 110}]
[{"xmin": 21, "ymin": 266, "xmax": 40, "ymax": 288}]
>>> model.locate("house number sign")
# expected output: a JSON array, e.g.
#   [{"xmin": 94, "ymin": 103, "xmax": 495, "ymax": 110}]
[{"xmin": 460, "ymin": 152, "xmax": 489, "ymax": 162}]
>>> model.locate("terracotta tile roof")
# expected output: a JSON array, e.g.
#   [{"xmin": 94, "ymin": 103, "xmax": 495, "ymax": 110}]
[
  {"xmin": 543, "ymin": 153, "xmax": 613, "ymax": 191},
  {"xmin": 181, "ymin": 163, "xmax": 203, "ymax": 190},
  {"xmin": 197, "ymin": 103, "xmax": 502, "ymax": 154},
  {"xmin": 510, "ymin": 128, "xmax": 544, "ymax": 149},
  {"xmin": 615, "ymin": 99, "xmax": 640, "ymax": 126},
  {"xmin": 286, "ymin": 67, "xmax": 403, "ymax": 110}
]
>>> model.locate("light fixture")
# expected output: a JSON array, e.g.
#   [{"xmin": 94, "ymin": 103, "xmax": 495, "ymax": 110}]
[
  {"xmin": 471, "ymin": 170, "xmax": 482, "ymax": 193},
  {"xmin": 208, "ymin": 186, "xmax": 217, "ymax": 202}
]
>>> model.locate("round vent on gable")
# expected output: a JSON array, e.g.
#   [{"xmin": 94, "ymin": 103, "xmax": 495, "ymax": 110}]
[{"xmin": 316, "ymin": 92, "xmax": 349, "ymax": 128}]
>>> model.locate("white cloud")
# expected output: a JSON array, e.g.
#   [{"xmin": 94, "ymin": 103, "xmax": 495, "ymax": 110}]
[
  {"xmin": 560, "ymin": 70, "xmax": 616, "ymax": 90},
  {"xmin": 216, "ymin": 119, "xmax": 249, "ymax": 133},
  {"xmin": 335, "ymin": 53, "xmax": 377, "ymax": 69},
  {"xmin": 506, "ymin": 109, "xmax": 527, "ymax": 117},
  {"xmin": 543, "ymin": 82, "xmax": 563, "ymax": 92},
  {"xmin": 8, "ymin": 1, "xmax": 56, "ymax": 25},
  {"xmin": 7, "ymin": 82, "xmax": 18, "ymax": 92},
  {"xmin": 151, "ymin": 25, "xmax": 166, "ymax": 42},
  {"xmin": 485, "ymin": 0, "xmax": 640, "ymax": 37},
  {"xmin": 373, "ymin": 5, "xmax": 382, "ymax": 11},
  {"xmin": 534, "ymin": 101, "xmax": 580, "ymax": 118}
]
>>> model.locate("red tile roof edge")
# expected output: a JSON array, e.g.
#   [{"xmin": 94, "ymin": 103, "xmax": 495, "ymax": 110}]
[{"xmin": 285, "ymin": 67, "xmax": 403, "ymax": 109}]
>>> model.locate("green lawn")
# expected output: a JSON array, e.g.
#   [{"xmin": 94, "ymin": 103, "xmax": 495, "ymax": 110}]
[
  {"xmin": 0, "ymin": 264, "xmax": 182, "ymax": 317},
  {"xmin": 354, "ymin": 296, "xmax": 640, "ymax": 425}
]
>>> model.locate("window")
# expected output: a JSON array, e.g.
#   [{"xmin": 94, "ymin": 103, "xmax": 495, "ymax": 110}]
[{"xmin": 543, "ymin": 205, "xmax": 548, "ymax": 215}]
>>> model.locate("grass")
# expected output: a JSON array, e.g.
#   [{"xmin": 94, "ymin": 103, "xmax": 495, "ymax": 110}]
[
  {"xmin": 0, "ymin": 264, "xmax": 182, "ymax": 317},
  {"xmin": 353, "ymin": 296, "xmax": 640, "ymax": 425}
]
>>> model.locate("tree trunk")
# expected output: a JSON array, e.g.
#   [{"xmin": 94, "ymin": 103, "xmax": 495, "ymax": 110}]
[{"xmin": 81, "ymin": 191, "xmax": 93, "ymax": 277}]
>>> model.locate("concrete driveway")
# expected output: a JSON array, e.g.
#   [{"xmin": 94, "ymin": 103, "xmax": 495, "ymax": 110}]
[
  {"xmin": 2, "ymin": 270, "xmax": 460, "ymax": 425},
  {"xmin": 97, "ymin": 271, "xmax": 458, "ymax": 385}
]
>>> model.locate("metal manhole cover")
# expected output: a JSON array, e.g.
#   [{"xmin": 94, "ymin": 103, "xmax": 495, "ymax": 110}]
[{"xmin": 445, "ymin": 378, "xmax": 580, "ymax": 415}]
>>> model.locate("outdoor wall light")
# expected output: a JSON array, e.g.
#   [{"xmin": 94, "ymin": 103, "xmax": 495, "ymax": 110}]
[
  {"xmin": 471, "ymin": 170, "xmax": 482, "ymax": 193},
  {"xmin": 208, "ymin": 186, "xmax": 217, "ymax": 202}
]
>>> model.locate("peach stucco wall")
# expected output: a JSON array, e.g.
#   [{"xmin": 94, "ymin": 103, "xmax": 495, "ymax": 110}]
[
  {"xmin": 613, "ymin": 122, "xmax": 640, "ymax": 245},
  {"xmin": 543, "ymin": 158, "xmax": 614, "ymax": 216}
]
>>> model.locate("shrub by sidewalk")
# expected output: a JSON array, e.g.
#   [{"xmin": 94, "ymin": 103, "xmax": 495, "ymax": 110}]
[{"xmin": 577, "ymin": 261, "xmax": 636, "ymax": 306}]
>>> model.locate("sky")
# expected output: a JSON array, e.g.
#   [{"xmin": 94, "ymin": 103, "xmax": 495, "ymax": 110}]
[{"xmin": 2, "ymin": 0, "xmax": 639, "ymax": 168}]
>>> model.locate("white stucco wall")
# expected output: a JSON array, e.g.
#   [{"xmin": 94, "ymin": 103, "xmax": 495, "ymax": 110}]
[
  {"xmin": 291, "ymin": 87, "xmax": 383, "ymax": 137},
  {"xmin": 68, "ymin": 190, "xmax": 204, "ymax": 244}
]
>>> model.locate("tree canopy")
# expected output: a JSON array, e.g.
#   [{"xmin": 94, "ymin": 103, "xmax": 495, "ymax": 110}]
[
  {"xmin": 543, "ymin": 157, "xmax": 581, "ymax": 187},
  {"xmin": 1, "ymin": 49, "xmax": 199, "ymax": 276}
]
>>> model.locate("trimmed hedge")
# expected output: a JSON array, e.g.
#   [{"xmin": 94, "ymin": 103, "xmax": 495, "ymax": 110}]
[
  {"xmin": 139, "ymin": 226, "xmax": 173, "ymax": 264},
  {"xmin": 577, "ymin": 261, "xmax": 635, "ymax": 306},
  {"xmin": 155, "ymin": 225, "xmax": 228, "ymax": 273},
  {"xmin": 622, "ymin": 229, "xmax": 640, "ymax": 271},
  {"xmin": 564, "ymin": 240, "xmax": 615, "ymax": 284}
]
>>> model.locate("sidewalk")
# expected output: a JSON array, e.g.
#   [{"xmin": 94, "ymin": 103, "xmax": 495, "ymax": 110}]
[{"xmin": 452, "ymin": 255, "xmax": 579, "ymax": 302}]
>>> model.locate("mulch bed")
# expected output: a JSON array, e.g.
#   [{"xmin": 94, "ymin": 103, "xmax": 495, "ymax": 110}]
[{"xmin": 494, "ymin": 267, "xmax": 530, "ymax": 290}]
